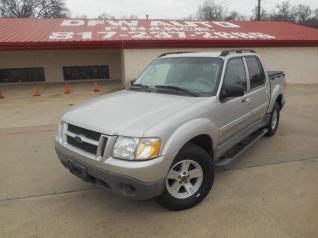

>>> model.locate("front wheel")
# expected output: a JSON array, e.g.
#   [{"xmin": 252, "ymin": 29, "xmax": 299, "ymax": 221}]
[
  {"xmin": 265, "ymin": 102, "xmax": 280, "ymax": 137},
  {"xmin": 156, "ymin": 144, "xmax": 214, "ymax": 211}
]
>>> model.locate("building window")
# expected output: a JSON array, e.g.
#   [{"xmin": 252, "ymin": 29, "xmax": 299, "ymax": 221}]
[
  {"xmin": 63, "ymin": 65, "xmax": 109, "ymax": 81},
  {"xmin": 0, "ymin": 68, "xmax": 45, "ymax": 83}
]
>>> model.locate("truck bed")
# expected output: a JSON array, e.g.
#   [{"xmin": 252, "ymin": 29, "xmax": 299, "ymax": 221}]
[{"xmin": 268, "ymin": 71, "xmax": 285, "ymax": 80}]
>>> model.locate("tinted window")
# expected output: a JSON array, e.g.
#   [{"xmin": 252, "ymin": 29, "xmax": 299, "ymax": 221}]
[
  {"xmin": 245, "ymin": 57, "xmax": 265, "ymax": 89},
  {"xmin": 0, "ymin": 68, "xmax": 45, "ymax": 83},
  {"xmin": 224, "ymin": 58, "xmax": 247, "ymax": 91},
  {"xmin": 63, "ymin": 65, "xmax": 109, "ymax": 81}
]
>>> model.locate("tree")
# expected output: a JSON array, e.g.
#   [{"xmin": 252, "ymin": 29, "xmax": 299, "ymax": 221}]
[
  {"xmin": 183, "ymin": 14, "xmax": 196, "ymax": 20},
  {"xmin": 120, "ymin": 14, "xmax": 138, "ymax": 19},
  {"xmin": 197, "ymin": 0, "xmax": 227, "ymax": 20},
  {"xmin": 97, "ymin": 13, "xmax": 115, "ymax": 19},
  {"xmin": 0, "ymin": 0, "xmax": 70, "ymax": 18},
  {"xmin": 305, "ymin": 8, "xmax": 318, "ymax": 28},
  {"xmin": 73, "ymin": 14, "xmax": 87, "ymax": 19},
  {"xmin": 250, "ymin": 6, "xmax": 269, "ymax": 21},
  {"xmin": 270, "ymin": 1, "xmax": 296, "ymax": 23},
  {"xmin": 225, "ymin": 11, "xmax": 246, "ymax": 21},
  {"xmin": 295, "ymin": 4, "xmax": 312, "ymax": 24}
]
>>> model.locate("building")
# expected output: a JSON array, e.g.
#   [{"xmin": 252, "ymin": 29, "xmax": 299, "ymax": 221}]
[{"xmin": 0, "ymin": 18, "xmax": 317, "ymax": 86}]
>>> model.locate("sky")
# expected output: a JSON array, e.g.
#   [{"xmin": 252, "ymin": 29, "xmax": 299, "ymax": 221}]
[{"xmin": 66, "ymin": 0, "xmax": 318, "ymax": 19}]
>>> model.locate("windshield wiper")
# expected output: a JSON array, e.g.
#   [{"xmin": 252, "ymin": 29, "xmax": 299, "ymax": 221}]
[
  {"xmin": 130, "ymin": 84, "xmax": 150, "ymax": 92},
  {"xmin": 155, "ymin": 85, "xmax": 198, "ymax": 97}
]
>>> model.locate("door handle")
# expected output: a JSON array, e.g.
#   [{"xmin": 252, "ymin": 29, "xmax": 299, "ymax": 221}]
[{"xmin": 242, "ymin": 98, "xmax": 250, "ymax": 105}]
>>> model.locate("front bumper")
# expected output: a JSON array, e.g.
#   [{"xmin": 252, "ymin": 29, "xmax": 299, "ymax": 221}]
[{"xmin": 55, "ymin": 138, "xmax": 177, "ymax": 200}]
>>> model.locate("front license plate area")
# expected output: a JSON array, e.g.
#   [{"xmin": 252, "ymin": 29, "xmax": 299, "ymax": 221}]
[{"xmin": 68, "ymin": 159, "xmax": 90, "ymax": 182}]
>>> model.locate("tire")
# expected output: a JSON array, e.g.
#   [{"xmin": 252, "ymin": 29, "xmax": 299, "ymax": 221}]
[
  {"xmin": 265, "ymin": 102, "xmax": 280, "ymax": 137},
  {"xmin": 156, "ymin": 143, "xmax": 214, "ymax": 211}
]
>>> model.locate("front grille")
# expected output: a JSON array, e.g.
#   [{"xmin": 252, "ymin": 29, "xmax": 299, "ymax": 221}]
[
  {"xmin": 67, "ymin": 136, "xmax": 98, "ymax": 154},
  {"xmin": 68, "ymin": 124, "xmax": 101, "ymax": 141}
]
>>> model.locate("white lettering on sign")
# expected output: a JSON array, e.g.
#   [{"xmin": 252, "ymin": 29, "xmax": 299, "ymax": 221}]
[
  {"xmin": 98, "ymin": 31, "xmax": 117, "ymax": 39},
  {"xmin": 129, "ymin": 27, "xmax": 146, "ymax": 31},
  {"xmin": 195, "ymin": 32, "xmax": 219, "ymax": 39},
  {"xmin": 105, "ymin": 27, "xmax": 118, "ymax": 31},
  {"xmin": 150, "ymin": 32, "xmax": 173, "ymax": 38},
  {"xmin": 61, "ymin": 20, "xmax": 84, "ymax": 26},
  {"xmin": 248, "ymin": 32, "xmax": 275, "ymax": 39},
  {"xmin": 193, "ymin": 21, "xmax": 214, "ymax": 27},
  {"xmin": 130, "ymin": 32, "xmax": 151, "ymax": 39},
  {"xmin": 213, "ymin": 22, "xmax": 240, "ymax": 28},
  {"xmin": 149, "ymin": 27, "xmax": 162, "ymax": 31},
  {"xmin": 214, "ymin": 32, "xmax": 238, "ymax": 39},
  {"xmin": 231, "ymin": 32, "xmax": 257, "ymax": 39},
  {"xmin": 193, "ymin": 28, "xmax": 211, "ymax": 32},
  {"xmin": 203, "ymin": 32, "xmax": 219, "ymax": 39},
  {"xmin": 78, "ymin": 32, "xmax": 92, "ymax": 40},
  {"xmin": 49, "ymin": 32, "xmax": 74, "ymax": 40},
  {"xmin": 107, "ymin": 20, "xmax": 138, "ymax": 27},
  {"xmin": 170, "ymin": 21, "xmax": 199, "ymax": 27},
  {"xmin": 170, "ymin": 32, "xmax": 187, "ymax": 38},
  {"xmin": 52, "ymin": 20, "xmax": 277, "ymax": 41},
  {"xmin": 150, "ymin": 21, "xmax": 173, "ymax": 27},
  {"xmin": 88, "ymin": 20, "xmax": 104, "ymax": 26}
]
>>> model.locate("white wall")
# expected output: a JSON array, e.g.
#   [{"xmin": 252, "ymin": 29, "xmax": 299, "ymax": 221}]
[
  {"xmin": 123, "ymin": 47, "xmax": 318, "ymax": 86},
  {"xmin": 1, "ymin": 47, "xmax": 317, "ymax": 85}
]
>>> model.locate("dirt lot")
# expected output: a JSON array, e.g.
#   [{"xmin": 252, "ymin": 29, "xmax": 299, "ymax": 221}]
[{"xmin": 0, "ymin": 82, "xmax": 317, "ymax": 238}]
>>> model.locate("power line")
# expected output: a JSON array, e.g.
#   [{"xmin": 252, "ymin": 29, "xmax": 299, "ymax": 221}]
[
  {"xmin": 263, "ymin": 0, "xmax": 277, "ymax": 5},
  {"xmin": 223, "ymin": 0, "xmax": 240, "ymax": 6},
  {"xmin": 218, "ymin": 0, "xmax": 234, "ymax": 6}
]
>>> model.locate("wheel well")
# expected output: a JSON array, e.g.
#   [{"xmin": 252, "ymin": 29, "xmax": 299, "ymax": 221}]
[
  {"xmin": 276, "ymin": 95, "xmax": 283, "ymax": 109},
  {"xmin": 187, "ymin": 135, "xmax": 213, "ymax": 155}
]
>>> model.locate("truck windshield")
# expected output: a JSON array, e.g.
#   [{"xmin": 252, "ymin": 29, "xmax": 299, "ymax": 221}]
[{"xmin": 132, "ymin": 57, "xmax": 223, "ymax": 96}]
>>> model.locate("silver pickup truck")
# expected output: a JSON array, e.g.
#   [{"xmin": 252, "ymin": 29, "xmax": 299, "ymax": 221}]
[{"xmin": 55, "ymin": 50, "xmax": 286, "ymax": 211}]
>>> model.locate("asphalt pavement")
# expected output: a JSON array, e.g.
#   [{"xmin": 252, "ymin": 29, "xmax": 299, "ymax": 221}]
[{"xmin": 0, "ymin": 82, "xmax": 317, "ymax": 238}]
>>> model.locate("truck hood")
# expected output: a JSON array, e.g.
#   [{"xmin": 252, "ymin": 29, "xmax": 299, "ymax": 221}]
[{"xmin": 62, "ymin": 90, "xmax": 204, "ymax": 137}]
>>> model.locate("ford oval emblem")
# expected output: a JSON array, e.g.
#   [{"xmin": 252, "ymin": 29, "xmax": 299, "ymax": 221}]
[{"xmin": 74, "ymin": 135, "xmax": 84, "ymax": 143}]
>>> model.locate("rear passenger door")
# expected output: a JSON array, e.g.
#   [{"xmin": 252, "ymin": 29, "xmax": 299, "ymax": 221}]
[{"xmin": 243, "ymin": 56, "xmax": 270, "ymax": 126}]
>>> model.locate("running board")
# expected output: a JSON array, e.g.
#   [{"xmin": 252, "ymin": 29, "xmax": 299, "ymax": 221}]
[{"xmin": 215, "ymin": 129, "xmax": 268, "ymax": 167}]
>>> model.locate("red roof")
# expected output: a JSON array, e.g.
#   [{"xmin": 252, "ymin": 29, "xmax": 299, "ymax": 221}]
[{"xmin": 0, "ymin": 18, "xmax": 317, "ymax": 50}]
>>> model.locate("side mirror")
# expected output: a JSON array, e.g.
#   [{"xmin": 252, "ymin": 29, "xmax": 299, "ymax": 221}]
[
  {"xmin": 222, "ymin": 84, "xmax": 244, "ymax": 98},
  {"xmin": 130, "ymin": 79, "xmax": 137, "ymax": 86}
]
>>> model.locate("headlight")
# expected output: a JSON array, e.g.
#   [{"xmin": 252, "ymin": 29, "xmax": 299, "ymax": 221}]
[
  {"xmin": 112, "ymin": 137, "xmax": 139, "ymax": 160},
  {"xmin": 112, "ymin": 137, "xmax": 160, "ymax": 160}
]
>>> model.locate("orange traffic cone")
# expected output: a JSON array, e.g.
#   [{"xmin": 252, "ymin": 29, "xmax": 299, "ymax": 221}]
[
  {"xmin": 65, "ymin": 84, "xmax": 71, "ymax": 94},
  {"xmin": 93, "ymin": 81, "xmax": 100, "ymax": 92},
  {"xmin": 0, "ymin": 91, "xmax": 4, "ymax": 99},
  {"xmin": 33, "ymin": 86, "xmax": 40, "ymax": 96}
]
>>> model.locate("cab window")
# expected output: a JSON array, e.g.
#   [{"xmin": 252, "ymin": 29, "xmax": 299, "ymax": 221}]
[
  {"xmin": 245, "ymin": 57, "xmax": 265, "ymax": 89},
  {"xmin": 223, "ymin": 58, "xmax": 247, "ymax": 91}
]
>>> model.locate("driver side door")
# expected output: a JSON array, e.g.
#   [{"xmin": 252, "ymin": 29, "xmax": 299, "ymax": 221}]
[{"xmin": 214, "ymin": 57, "xmax": 252, "ymax": 147}]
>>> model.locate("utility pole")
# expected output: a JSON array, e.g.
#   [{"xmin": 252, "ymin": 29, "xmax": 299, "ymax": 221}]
[{"xmin": 257, "ymin": 0, "xmax": 261, "ymax": 21}]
